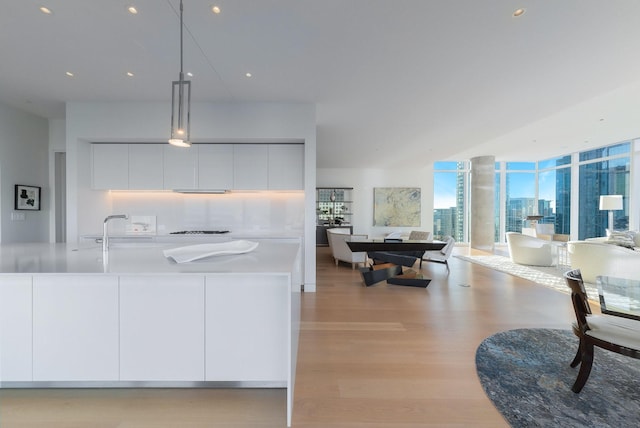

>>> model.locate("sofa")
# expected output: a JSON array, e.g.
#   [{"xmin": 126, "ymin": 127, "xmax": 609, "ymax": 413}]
[
  {"xmin": 568, "ymin": 237, "xmax": 640, "ymax": 284},
  {"xmin": 326, "ymin": 228, "xmax": 369, "ymax": 269},
  {"xmin": 506, "ymin": 232, "xmax": 558, "ymax": 266}
]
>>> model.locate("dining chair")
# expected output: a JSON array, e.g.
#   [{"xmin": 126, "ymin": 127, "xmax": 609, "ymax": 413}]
[
  {"xmin": 326, "ymin": 228, "xmax": 368, "ymax": 269},
  {"xmin": 564, "ymin": 269, "xmax": 640, "ymax": 392},
  {"xmin": 408, "ymin": 231, "xmax": 432, "ymax": 241},
  {"xmin": 420, "ymin": 236, "xmax": 454, "ymax": 270}
]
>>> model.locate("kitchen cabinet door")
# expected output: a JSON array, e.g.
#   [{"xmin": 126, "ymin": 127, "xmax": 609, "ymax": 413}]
[
  {"xmin": 198, "ymin": 144, "xmax": 234, "ymax": 189},
  {"xmin": 205, "ymin": 274, "xmax": 288, "ymax": 382},
  {"xmin": 0, "ymin": 276, "xmax": 33, "ymax": 381},
  {"xmin": 268, "ymin": 144, "xmax": 304, "ymax": 190},
  {"xmin": 129, "ymin": 144, "xmax": 164, "ymax": 190},
  {"xmin": 92, "ymin": 144, "xmax": 128, "ymax": 190},
  {"xmin": 233, "ymin": 144, "xmax": 268, "ymax": 190},
  {"xmin": 119, "ymin": 275, "xmax": 205, "ymax": 381},
  {"xmin": 32, "ymin": 276, "xmax": 119, "ymax": 381},
  {"xmin": 164, "ymin": 145, "xmax": 198, "ymax": 189}
]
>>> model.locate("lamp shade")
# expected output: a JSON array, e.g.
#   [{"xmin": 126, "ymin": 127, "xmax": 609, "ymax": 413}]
[{"xmin": 599, "ymin": 195, "xmax": 623, "ymax": 210}]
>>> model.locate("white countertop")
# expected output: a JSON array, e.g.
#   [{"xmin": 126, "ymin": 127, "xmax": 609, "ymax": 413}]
[
  {"xmin": 81, "ymin": 232, "xmax": 303, "ymax": 243},
  {"xmin": 0, "ymin": 241, "xmax": 300, "ymax": 275}
]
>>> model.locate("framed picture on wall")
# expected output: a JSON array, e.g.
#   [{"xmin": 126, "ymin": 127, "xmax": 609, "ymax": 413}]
[{"xmin": 15, "ymin": 184, "xmax": 41, "ymax": 211}]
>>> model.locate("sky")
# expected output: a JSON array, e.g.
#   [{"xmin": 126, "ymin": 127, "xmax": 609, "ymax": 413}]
[{"xmin": 433, "ymin": 171, "xmax": 557, "ymax": 211}]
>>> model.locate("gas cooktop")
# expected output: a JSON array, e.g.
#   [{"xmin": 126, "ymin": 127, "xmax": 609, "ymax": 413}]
[{"xmin": 170, "ymin": 230, "xmax": 230, "ymax": 235}]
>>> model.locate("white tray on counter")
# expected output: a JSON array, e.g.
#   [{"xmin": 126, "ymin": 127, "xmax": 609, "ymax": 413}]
[{"xmin": 163, "ymin": 240, "xmax": 259, "ymax": 263}]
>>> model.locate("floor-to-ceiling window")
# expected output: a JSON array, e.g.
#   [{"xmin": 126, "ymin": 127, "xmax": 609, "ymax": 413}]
[
  {"xmin": 494, "ymin": 168, "xmax": 501, "ymax": 242},
  {"xmin": 578, "ymin": 142, "xmax": 631, "ymax": 239},
  {"xmin": 538, "ymin": 155, "xmax": 572, "ymax": 235},
  {"xmin": 505, "ymin": 162, "xmax": 536, "ymax": 234},
  {"xmin": 433, "ymin": 161, "xmax": 467, "ymax": 242},
  {"xmin": 434, "ymin": 141, "xmax": 634, "ymax": 244}
]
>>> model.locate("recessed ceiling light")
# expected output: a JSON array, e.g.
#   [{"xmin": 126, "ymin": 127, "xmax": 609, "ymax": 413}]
[
  {"xmin": 126, "ymin": 71, "xmax": 135, "ymax": 77},
  {"xmin": 211, "ymin": 5, "xmax": 221, "ymax": 14},
  {"xmin": 245, "ymin": 72, "xmax": 252, "ymax": 78},
  {"xmin": 127, "ymin": 6, "xmax": 138, "ymax": 15},
  {"xmin": 65, "ymin": 71, "xmax": 74, "ymax": 77},
  {"xmin": 39, "ymin": 6, "xmax": 53, "ymax": 15},
  {"xmin": 513, "ymin": 8, "xmax": 526, "ymax": 17}
]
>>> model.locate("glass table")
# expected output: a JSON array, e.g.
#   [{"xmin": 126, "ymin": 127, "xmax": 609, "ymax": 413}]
[{"xmin": 596, "ymin": 276, "xmax": 640, "ymax": 321}]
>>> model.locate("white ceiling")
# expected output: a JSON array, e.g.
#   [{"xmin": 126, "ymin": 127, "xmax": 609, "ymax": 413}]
[{"xmin": 2, "ymin": 0, "xmax": 640, "ymax": 168}]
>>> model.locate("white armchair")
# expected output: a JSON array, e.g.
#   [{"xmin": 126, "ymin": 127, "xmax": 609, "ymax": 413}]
[
  {"xmin": 421, "ymin": 235, "xmax": 455, "ymax": 270},
  {"xmin": 326, "ymin": 228, "xmax": 368, "ymax": 269},
  {"xmin": 567, "ymin": 240, "xmax": 640, "ymax": 284},
  {"xmin": 506, "ymin": 232, "xmax": 558, "ymax": 266}
]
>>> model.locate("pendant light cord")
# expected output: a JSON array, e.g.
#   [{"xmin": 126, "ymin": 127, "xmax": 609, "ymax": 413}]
[{"xmin": 179, "ymin": 0, "xmax": 184, "ymax": 78}]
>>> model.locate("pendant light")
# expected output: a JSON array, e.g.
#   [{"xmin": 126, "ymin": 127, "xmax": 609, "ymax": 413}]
[{"xmin": 169, "ymin": 0, "xmax": 191, "ymax": 147}]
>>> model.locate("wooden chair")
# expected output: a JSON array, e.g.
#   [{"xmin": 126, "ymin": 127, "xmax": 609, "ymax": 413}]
[{"xmin": 564, "ymin": 269, "xmax": 640, "ymax": 392}]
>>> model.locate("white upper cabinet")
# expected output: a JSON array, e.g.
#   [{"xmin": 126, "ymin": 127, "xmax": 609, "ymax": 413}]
[
  {"xmin": 164, "ymin": 145, "xmax": 198, "ymax": 189},
  {"xmin": 92, "ymin": 144, "xmax": 128, "ymax": 190},
  {"xmin": 129, "ymin": 144, "xmax": 164, "ymax": 190},
  {"xmin": 198, "ymin": 144, "xmax": 234, "ymax": 189},
  {"xmin": 91, "ymin": 143, "xmax": 304, "ymax": 191},
  {"xmin": 268, "ymin": 144, "xmax": 304, "ymax": 190},
  {"xmin": 233, "ymin": 144, "xmax": 269, "ymax": 190}
]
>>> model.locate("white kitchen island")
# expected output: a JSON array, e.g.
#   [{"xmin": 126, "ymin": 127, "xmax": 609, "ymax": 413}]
[{"xmin": 0, "ymin": 240, "xmax": 301, "ymax": 426}]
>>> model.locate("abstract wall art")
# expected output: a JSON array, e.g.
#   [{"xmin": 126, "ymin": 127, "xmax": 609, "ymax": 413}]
[{"xmin": 373, "ymin": 187, "xmax": 421, "ymax": 226}]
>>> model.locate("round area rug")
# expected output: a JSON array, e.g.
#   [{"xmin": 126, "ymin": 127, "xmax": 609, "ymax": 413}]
[{"xmin": 476, "ymin": 328, "xmax": 640, "ymax": 427}]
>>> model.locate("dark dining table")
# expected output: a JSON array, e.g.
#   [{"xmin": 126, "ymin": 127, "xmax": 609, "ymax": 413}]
[
  {"xmin": 346, "ymin": 239, "xmax": 446, "ymax": 287},
  {"xmin": 596, "ymin": 276, "xmax": 640, "ymax": 321}
]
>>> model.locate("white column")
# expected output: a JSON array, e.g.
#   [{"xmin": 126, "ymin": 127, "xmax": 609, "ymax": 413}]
[{"xmin": 470, "ymin": 156, "xmax": 495, "ymax": 251}]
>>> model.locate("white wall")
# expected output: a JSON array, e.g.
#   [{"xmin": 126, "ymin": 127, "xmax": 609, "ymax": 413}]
[
  {"xmin": 317, "ymin": 166, "xmax": 434, "ymax": 238},
  {"xmin": 65, "ymin": 101, "xmax": 317, "ymax": 289},
  {"xmin": 48, "ymin": 118, "xmax": 66, "ymax": 242},
  {"xmin": 0, "ymin": 102, "xmax": 49, "ymax": 243}
]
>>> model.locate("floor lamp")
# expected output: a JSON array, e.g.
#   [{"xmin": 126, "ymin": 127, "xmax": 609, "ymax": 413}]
[{"xmin": 599, "ymin": 195, "xmax": 623, "ymax": 233}]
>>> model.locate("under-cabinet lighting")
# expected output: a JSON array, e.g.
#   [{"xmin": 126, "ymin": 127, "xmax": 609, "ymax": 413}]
[{"xmin": 172, "ymin": 189, "xmax": 229, "ymax": 194}]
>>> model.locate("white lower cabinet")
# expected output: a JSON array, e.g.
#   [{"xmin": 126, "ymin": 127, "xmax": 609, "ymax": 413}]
[
  {"xmin": 32, "ymin": 276, "xmax": 119, "ymax": 381},
  {"xmin": 119, "ymin": 275, "xmax": 205, "ymax": 381},
  {"xmin": 0, "ymin": 276, "xmax": 33, "ymax": 381},
  {"xmin": 205, "ymin": 274, "xmax": 288, "ymax": 381},
  {"xmin": 5, "ymin": 272, "xmax": 289, "ymax": 385}
]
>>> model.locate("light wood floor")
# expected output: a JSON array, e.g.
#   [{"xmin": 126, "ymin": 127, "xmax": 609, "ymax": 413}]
[{"xmin": 0, "ymin": 246, "xmax": 576, "ymax": 427}]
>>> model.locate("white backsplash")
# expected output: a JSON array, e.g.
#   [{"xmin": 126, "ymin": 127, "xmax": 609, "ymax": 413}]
[
  {"xmin": 103, "ymin": 191, "xmax": 304, "ymax": 236},
  {"xmin": 126, "ymin": 215, "xmax": 157, "ymax": 235}
]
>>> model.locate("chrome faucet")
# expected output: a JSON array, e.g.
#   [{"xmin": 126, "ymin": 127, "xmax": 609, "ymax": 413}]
[{"xmin": 103, "ymin": 214, "xmax": 128, "ymax": 252}]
